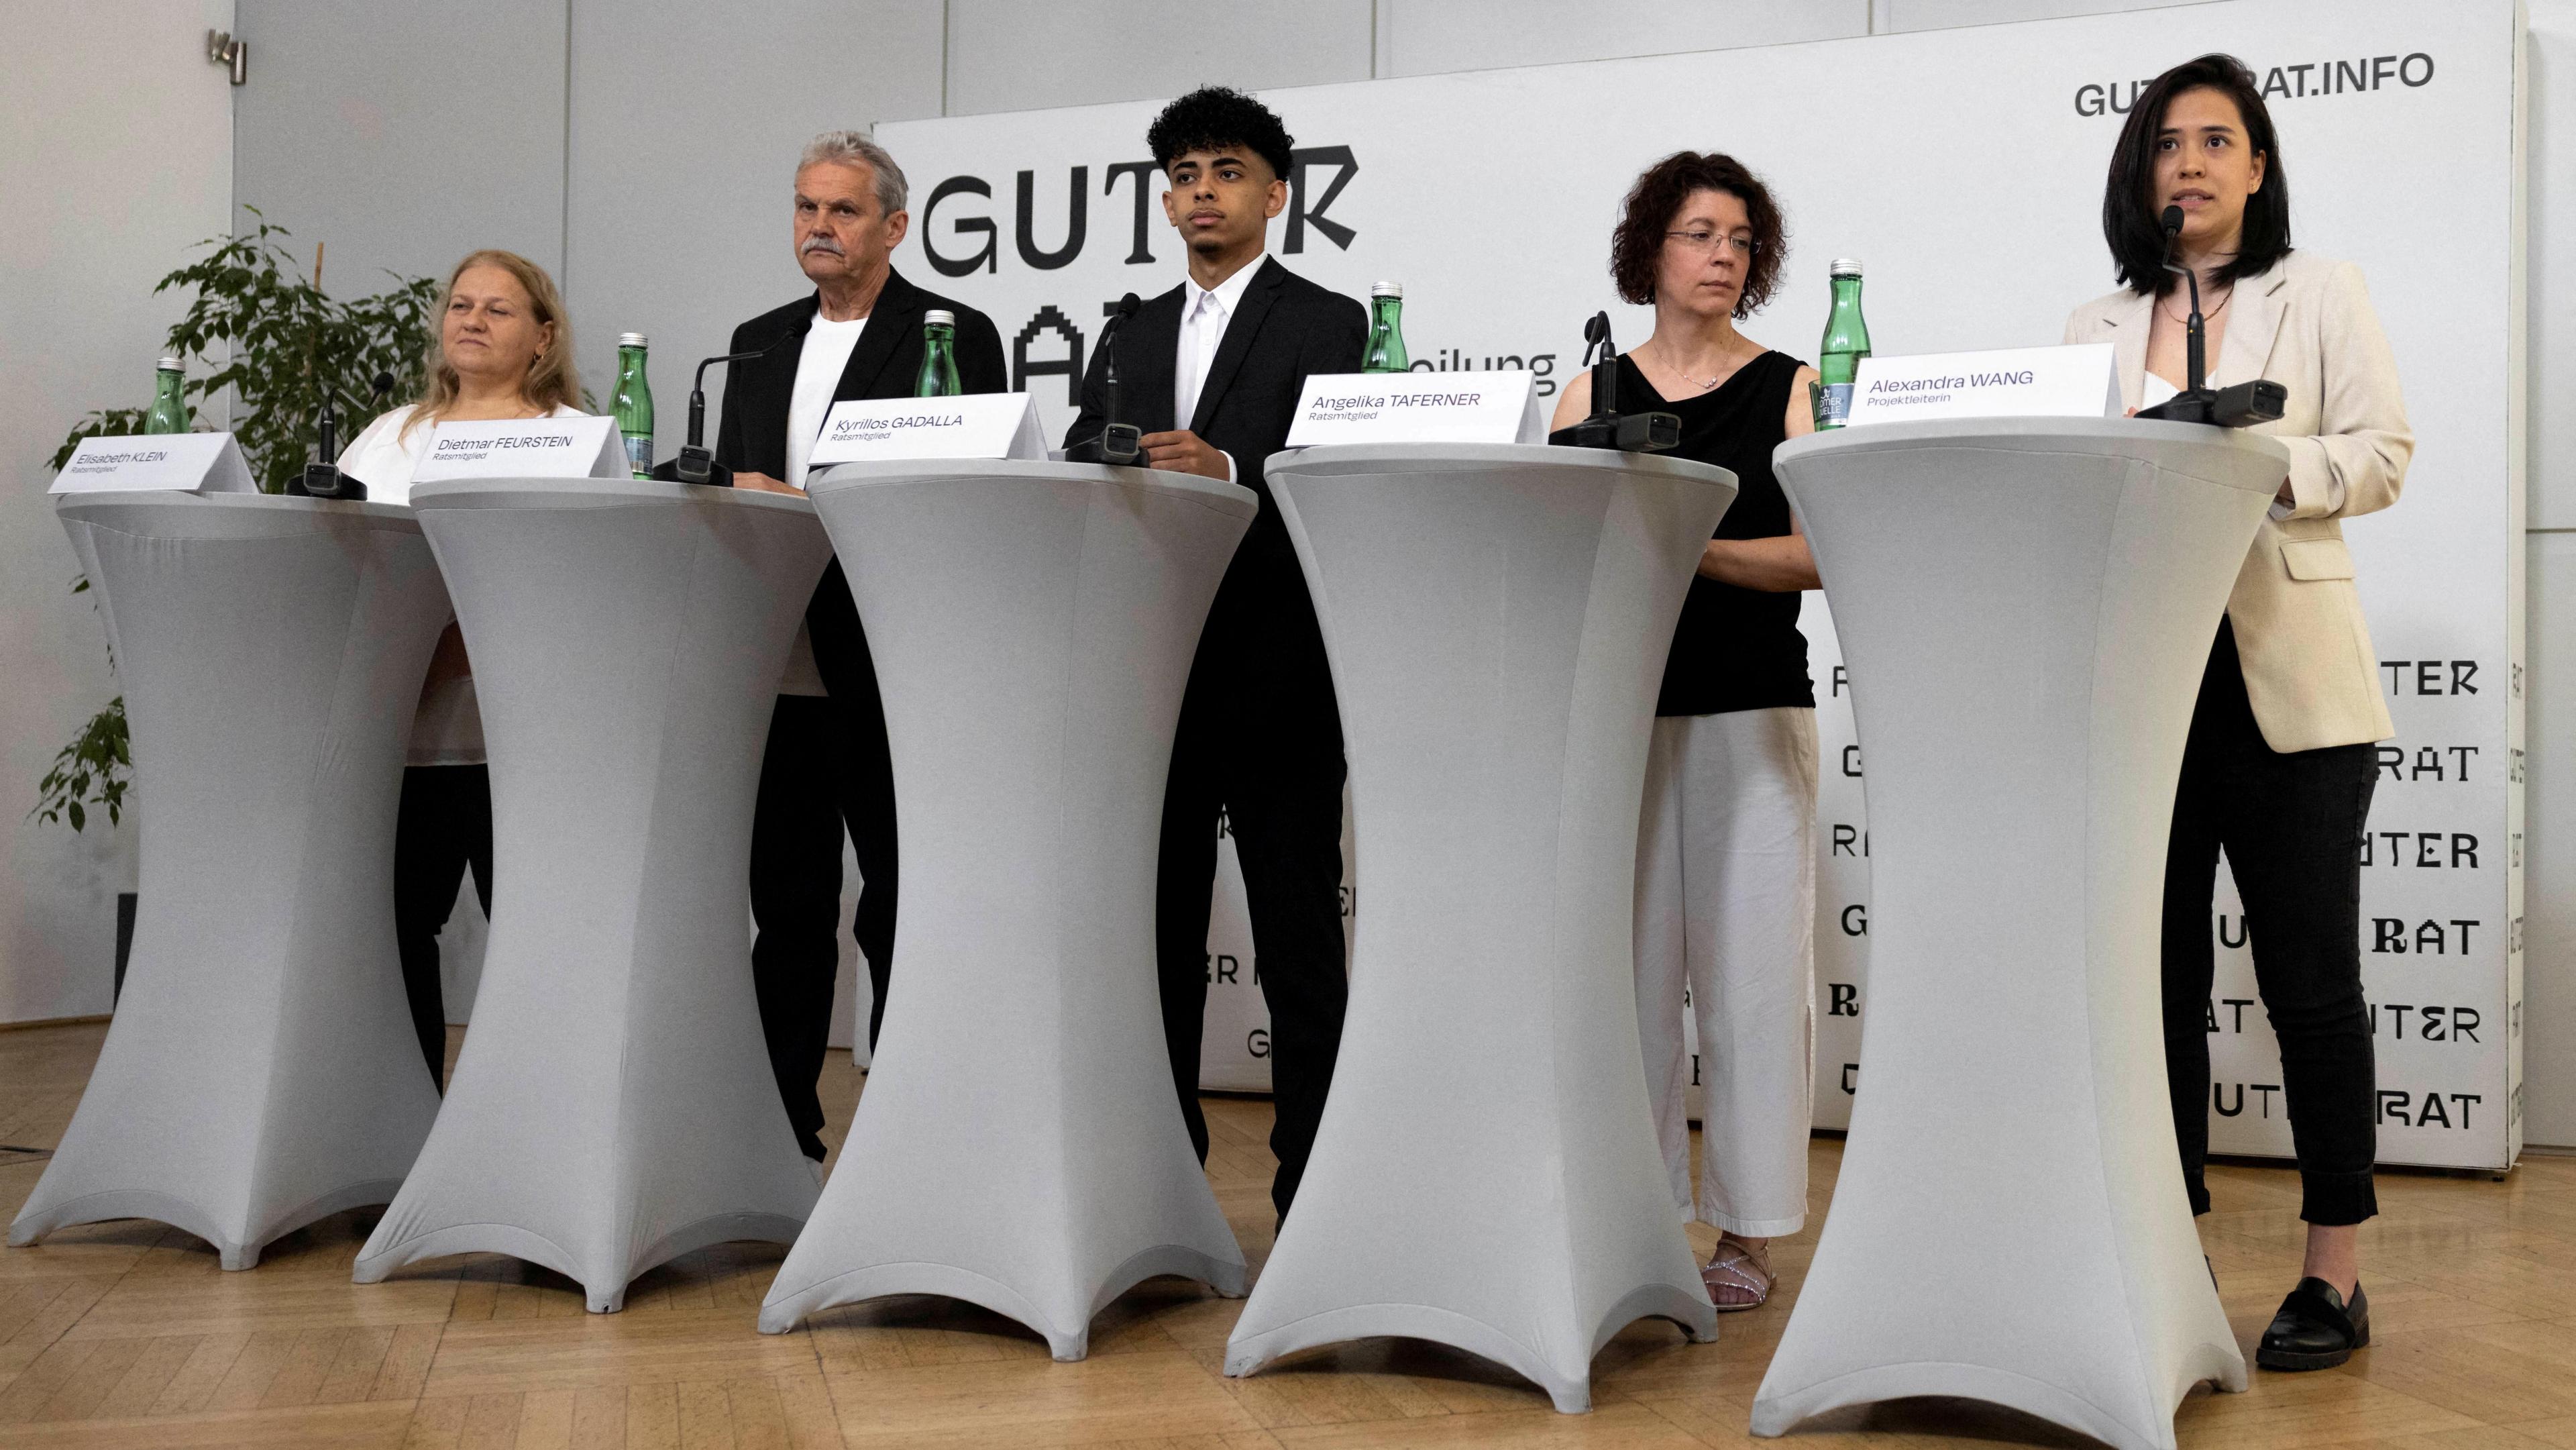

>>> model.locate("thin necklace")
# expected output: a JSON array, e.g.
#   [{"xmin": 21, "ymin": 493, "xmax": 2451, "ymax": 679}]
[
  {"xmin": 1656, "ymin": 339, "xmax": 1748, "ymax": 393},
  {"xmin": 2161, "ymin": 286, "xmax": 2232, "ymax": 325}
]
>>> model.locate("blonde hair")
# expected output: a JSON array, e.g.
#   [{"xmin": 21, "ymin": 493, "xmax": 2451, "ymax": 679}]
[{"xmin": 403, "ymin": 249, "xmax": 580, "ymax": 439}]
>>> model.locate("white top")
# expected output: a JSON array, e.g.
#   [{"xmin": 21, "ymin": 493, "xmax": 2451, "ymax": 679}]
[
  {"xmin": 1177, "ymin": 260, "xmax": 1263, "ymax": 484},
  {"xmin": 338, "ymin": 401, "xmax": 588, "ymax": 764},
  {"xmin": 786, "ymin": 314, "xmax": 868, "ymax": 491},
  {"xmin": 338, "ymin": 401, "xmax": 589, "ymax": 506},
  {"xmin": 777, "ymin": 313, "xmax": 867, "ymax": 697}
]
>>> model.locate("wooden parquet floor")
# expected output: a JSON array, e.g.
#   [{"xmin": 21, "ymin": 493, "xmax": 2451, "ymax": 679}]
[{"xmin": 1, "ymin": 1019, "xmax": 2570, "ymax": 1449}]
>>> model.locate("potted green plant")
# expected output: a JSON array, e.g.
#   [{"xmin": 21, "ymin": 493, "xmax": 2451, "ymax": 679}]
[{"xmin": 34, "ymin": 211, "xmax": 439, "ymax": 991}]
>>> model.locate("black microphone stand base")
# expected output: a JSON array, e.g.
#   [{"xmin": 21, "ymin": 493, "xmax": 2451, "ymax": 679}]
[
  {"xmin": 290, "ymin": 464, "xmax": 366, "ymax": 501},
  {"xmin": 648, "ymin": 447, "xmax": 733, "ymax": 488},
  {"xmin": 1063, "ymin": 424, "xmax": 1143, "ymax": 466}
]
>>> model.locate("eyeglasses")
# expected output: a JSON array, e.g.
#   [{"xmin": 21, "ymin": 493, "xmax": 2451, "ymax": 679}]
[{"xmin": 1665, "ymin": 229, "xmax": 1759, "ymax": 259}]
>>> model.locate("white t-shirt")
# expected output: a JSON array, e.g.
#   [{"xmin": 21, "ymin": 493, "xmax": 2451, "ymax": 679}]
[
  {"xmin": 337, "ymin": 401, "xmax": 589, "ymax": 765},
  {"xmin": 337, "ymin": 401, "xmax": 587, "ymax": 506},
  {"xmin": 775, "ymin": 315, "xmax": 867, "ymax": 697},
  {"xmin": 786, "ymin": 314, "xmax": 867, "ymax": 491}
]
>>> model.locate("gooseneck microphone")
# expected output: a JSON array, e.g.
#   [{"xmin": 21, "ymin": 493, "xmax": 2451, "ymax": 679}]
[
  {"xmin": 650, "ymin": 348, "xmax": 771, "ymax": 487},
  {"xmin": 1065, "ymin": 293, "xmax": 1144, "ymax": 464},
  {"xmin": 2136, "ymin": 203, "xmax": 2286, "ymax": 428},
  {"xmin": 292, "ymin": 370, "xmax": 394, "ymax": 500},
  {"xmin": 1551, "ymin": 312, "xmax": 1680, "ymax": 454}
]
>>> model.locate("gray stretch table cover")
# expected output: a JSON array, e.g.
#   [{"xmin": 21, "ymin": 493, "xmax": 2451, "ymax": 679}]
[
  {"xmin": 1224, "ymin": 442, "xmax": 1737, "ymax": 1413},
  {"xmin": 761, "ymin": 460, "xmax": 1257, "ymax": 1356},
  {"xmin": 12, "ymin": 493, "xmax": 449, "ymax": 1270},
  {"xmin": 1748, "ymin": 419, "xmax": 2290, "ymax": 1450},
  {"xmin": 353, "ymin": 478, "xmax": 830, "ymax": 1312}
]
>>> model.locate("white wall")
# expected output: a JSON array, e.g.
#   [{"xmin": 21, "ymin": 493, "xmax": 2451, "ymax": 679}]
[
  {"xmin": 0, "ymin": 0, "xmax": 235, "ymax": 1021},
  {"xmin": 2518, "ymin": 0, "xmax": 2576, "ymax": 1143}
]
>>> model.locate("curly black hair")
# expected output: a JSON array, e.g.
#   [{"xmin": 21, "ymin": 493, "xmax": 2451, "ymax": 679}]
[{"xmin": 1146, "ymin": 86, "xmax": 1295, "ymax": 184}]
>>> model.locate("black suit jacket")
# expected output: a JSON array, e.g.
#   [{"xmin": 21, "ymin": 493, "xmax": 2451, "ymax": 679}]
[
  {"xmin": 1065, "ymin": 256, "xmax": 1365, "ymax": 725},
  {"xmin": 1066, "ymin": 255, "xmax": 1364, "ymax": 513},
  {"xmin": 715, "ymin": 266, "xmax": 1007, "ymax": 480},
  {"xmin": 714, "ymin": 266, "xmax": 1005, "ymax": 702}
]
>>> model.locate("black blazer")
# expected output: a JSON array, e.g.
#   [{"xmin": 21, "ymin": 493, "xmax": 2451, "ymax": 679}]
[
  {"xmin": 1065, "ymin": 256, "xmax": 1365, "ymax": 523},
  {"xmin": 1067, "ymin": 256, "xmax": 1364, "ymax": 717},
  {"xmin": 715, "ymin": 266, "xmax": 1007, "ymax": 479}
]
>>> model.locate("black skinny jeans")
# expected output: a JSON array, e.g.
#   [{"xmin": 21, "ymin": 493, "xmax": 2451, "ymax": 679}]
[
  {"xmin": 2160, "ymin": 617, "xmax": 2379, "ymax": 1226},
  {"xmin": 392, "ymin": 764, "xmax": 494, "ymax": 1092}
]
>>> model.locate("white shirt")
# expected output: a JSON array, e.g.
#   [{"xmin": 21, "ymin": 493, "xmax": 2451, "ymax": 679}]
[
  {"xmin": 336, "ymin": 401, "xmax": 588, "ymax": 765},
  {"xmin": 337, "ymin": 400, "xmax": 587, "ymax": 506},
  {"xmin": 786, "ymin": 313, "xmax": 867, "ymax": 491},
  {"xmin": 1175, "ymin": 259, "xmax": 1263, "ymax": 482}
]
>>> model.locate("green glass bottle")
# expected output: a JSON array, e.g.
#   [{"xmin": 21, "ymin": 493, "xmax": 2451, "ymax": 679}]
[
  {"xmin": 612, "ymin": 333, "xmax": 654, "ymax": 477},
  {"xmin": 144, "ymin": 356, "xmax": 188, "ymax": 435},
  {"xmin": 1814, "ymin": 259, "xmax": 1871, "ymax": 430},
  {"xmin": 1362, "ymin": 282, "xmax": 1409, "ymax": 374},
  {"xmin": 915, "ymin": 310, "xmax": 963, "ymax": 397}
]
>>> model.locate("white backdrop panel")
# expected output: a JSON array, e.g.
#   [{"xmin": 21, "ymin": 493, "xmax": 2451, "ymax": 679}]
[{"xmin": 875, "ymin": 0, "xmax": 2522, "ymax": 1168}]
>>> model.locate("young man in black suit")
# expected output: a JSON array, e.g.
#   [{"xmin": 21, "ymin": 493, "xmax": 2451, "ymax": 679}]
[
  {"xmin": 1064, "ymin": 87, "xmax": 1366, "ymax": 1222},
  {"xmin": 718, "ymin": 131, "xmax": 1006, "ymax": 1163}
]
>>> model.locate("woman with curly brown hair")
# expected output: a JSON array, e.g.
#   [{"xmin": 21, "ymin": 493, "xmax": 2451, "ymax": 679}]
[{"xmin": 1554, "ymin": 151, "xmax": 1819, "ymax": 1310}]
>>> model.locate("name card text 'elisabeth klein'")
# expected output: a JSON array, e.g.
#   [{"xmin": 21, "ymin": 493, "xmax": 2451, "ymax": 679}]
[{"xmin": 50, "ymin": 433, "xmax": 256, "ymax": 495}]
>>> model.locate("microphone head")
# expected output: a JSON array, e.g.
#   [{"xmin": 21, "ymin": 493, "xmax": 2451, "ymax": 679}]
[
  {"xmin": 2160, "ymin": 204, "xmax": 2185, "ymax": 237},
  {"xmin": 371, "ymin": 370, "xmax": 396, "ymax": 397},
  {"xmin": 1116, "ymin": 292, "xmax": 1141, "ymax": 319}
]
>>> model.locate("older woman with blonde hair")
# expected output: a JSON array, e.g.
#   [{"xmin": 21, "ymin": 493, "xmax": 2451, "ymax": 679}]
[{"xmin": 338, "ymin": 248, "xmax": 587, "ymax": 1090}]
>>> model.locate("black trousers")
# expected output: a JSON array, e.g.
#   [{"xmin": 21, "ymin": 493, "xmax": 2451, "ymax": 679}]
[
  {"xmin": 392, "ymin": 764, "xmax": 492, "ymax": 1092},
  {"xmin": 2161, "ymin": 617, "xmax": 2379, "ymax": 1226},
  {"xmin": 1156, "ymin": 571, "xmax": 1350, "ymax": 1224},
  {"xmin": 749, "ymin": 564, "xmax": 899, "ymax": 1161}
]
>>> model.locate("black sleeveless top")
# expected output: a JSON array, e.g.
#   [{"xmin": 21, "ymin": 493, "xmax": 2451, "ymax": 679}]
[{"xmin": 1625, "ymin": 350, "xmax": 1815, "ymax": 717}]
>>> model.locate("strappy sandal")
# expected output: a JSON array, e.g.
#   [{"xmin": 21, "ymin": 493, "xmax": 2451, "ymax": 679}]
[{"xmin": 1702, "ymin": 1238, "xmax": 1774, "ymax": 1312}]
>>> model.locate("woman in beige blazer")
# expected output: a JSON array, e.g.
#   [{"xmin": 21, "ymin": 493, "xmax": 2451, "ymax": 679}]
[{"xmin": 2065, "ymin": 54, "xmax": 2411, "ymax": 1374}]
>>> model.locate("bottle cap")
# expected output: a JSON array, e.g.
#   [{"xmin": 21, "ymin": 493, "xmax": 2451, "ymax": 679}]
[
  {"xmin": 156, "ymin": 356, "xmax": 183, "ymax": 372},
  {"xmin": 1371, "ymin": 281, "xmax": 1403, "ymax": 299},
  {"xmin": 1829, "ymin": 258, "xmax": 1863, "ymax": 278},
  {"xmin": 618, "ymin": 332, "xmax": 649, "ymax": 348},
  {"xmin": 924, "ymin": 309, "xmax": 956, "ymax": 326}
]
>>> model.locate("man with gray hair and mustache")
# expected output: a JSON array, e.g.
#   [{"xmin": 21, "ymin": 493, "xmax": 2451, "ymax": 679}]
[{"xmin": 716, "ymin": 131, "xmax": 1006, "ymax": 1164}]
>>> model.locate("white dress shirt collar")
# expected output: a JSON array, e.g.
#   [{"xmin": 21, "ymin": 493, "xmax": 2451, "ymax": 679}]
[
  {"xmin": 1188, "ymin": 254, "xmax": 1264, "ymax": 319},
  {"xmin": 1175, "ymin": 255, "xmax": 1266, "ymax": 429}
]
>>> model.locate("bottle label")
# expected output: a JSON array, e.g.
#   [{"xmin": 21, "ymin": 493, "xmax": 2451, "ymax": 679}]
[
  {"xmin": 624, "ymin": 433, "xmax": 653, "ymax": 475},
  {"xmin": 1816, "ymin": 382, "xmax": 1856, "ymax": 429}
]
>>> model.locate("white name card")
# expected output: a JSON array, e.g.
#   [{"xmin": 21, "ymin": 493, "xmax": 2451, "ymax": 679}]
[
  {"xmin": 1845, "ymin": 344, "xmax": 2118, "ymax": 426},
  {"xmin": 413, "ymin": 416, "xmax": 625, "ymax": 482},
  {"xmin": 50, "ymin": 433, "xmax": 256, "ymax": 495},
  {"xmin": 808, "ymin": 393, "xmax": 1046, "ymax": 465},
  {"xmin": 1285, "ymin": 372, "xmax": 1548, "ymax": 448}
]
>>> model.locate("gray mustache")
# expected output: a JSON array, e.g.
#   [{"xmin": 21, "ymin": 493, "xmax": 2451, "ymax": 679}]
[{"xmin": 800, "ymin": 238, "xmax": 845, "ymax": 256}]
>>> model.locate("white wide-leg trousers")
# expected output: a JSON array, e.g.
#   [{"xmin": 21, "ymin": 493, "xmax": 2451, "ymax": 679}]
[{"xmin": 1633, "ymin": 706, "xmax": 1819, "ymax": 1238}]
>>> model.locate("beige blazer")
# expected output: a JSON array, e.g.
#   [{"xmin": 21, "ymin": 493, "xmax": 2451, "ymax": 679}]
[{"xmin": 2064, "ymin": 250, "xmax": 2412, "ymax": 753}]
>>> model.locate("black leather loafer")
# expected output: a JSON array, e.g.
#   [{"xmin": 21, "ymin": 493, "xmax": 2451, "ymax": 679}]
[{"xmin": 2257, "ymin": 1278, "xmax": 2369, "ymax": 1370}]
